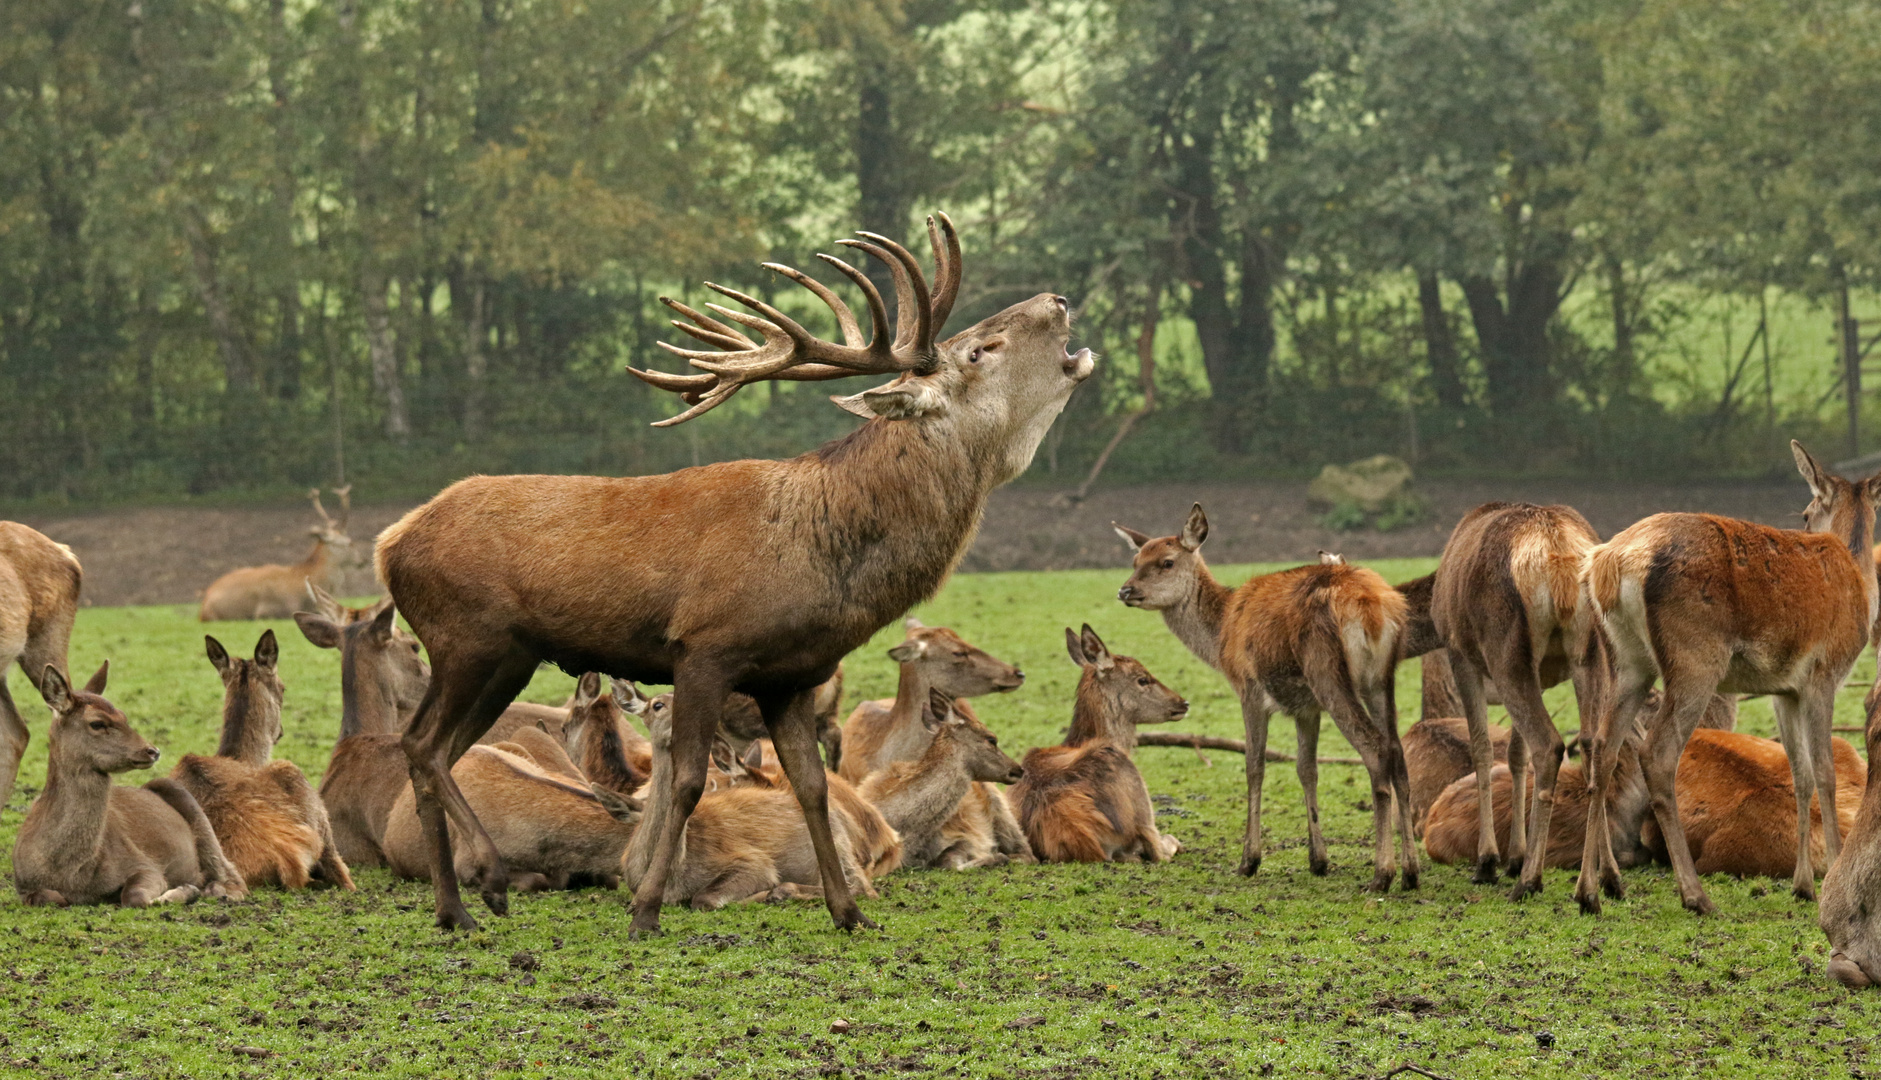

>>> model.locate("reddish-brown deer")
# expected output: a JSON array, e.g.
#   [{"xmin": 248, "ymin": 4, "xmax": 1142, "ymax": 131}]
[
  {"xmin": 169, "ymin": 631, "xmax": 353, "ymax": 890},
  {"xmin": 838, "ymin": 620, "xmax": 1024, "ymax": 783},
  {"xmin": 0, "ymin": 521, "xmax": 81, "ymax": 813},
  {"xmin": 1823, "ymin": 683, "xmax": 1881, "ymax": 988},
  {"xmin": 858, "ymin": 689, "xmax": 1024, "ymax": 868},
  {"xmin": 1429, "ymin": 502, "xmax": 1611, "ymax": 900},
  {"xmin": 13, "ymin": 663, "xmax": 247, "ymax": 906},
  {"xmin": 201, "ymin": 488, "xmax": 358, "ymax": 621},
  {"xmin": 1115, "ymin": 506, "xmax": 1417, "ymax": 890},
  {"xmin": 1008, "ymin": 626, "xmax": 1187, "ymax": 863},
  {"xmin": 1581, "ymin": 442, "xmax": 1879, "ymax": 914},
  {"xmin": 376, "ymin": 214, "xmax": 1093, "ymax": 931}
]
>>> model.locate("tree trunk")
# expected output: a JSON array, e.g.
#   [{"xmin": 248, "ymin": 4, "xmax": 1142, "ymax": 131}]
[
  {"xmin": 267, "ymin": 0, "xmax": 300, "ymax": 403},
  {"xmin": 1418, "ymin": 272, "xmax": 1465, "ymax": 409},
  {"xmin": 462, "ymin": 276, "xmax": 487, "ymax": 441},
  {"xmin": 1459, "ymin": 258, "xmax": 1564, "ymax": 417},
  {"xmin": 854, "ymin": 51, "xmax": 907, "ymax": 313},
  {"xmin": 360, "ymin": 258, "xmax": 409, "ymax": 438}
]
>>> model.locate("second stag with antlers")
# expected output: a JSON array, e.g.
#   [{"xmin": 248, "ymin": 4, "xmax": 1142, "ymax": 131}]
[{"xmin": 376, "ymin": 214, "xmax": 1095, "ymax": 932}]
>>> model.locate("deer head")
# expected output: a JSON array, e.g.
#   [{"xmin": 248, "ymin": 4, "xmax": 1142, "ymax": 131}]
[
  {"xmin": 206, "ymin": 629, "xmax": 285, "ymax": 760},
  {"xmin": 1114, "ymin": 503, "xmax": 1211, "ymax": 611},
  {"xmin": 887, "ymin": 620, "xmax": 1025, "ymax": 696},
  {"xmin": 309, "ymin": 486, "xmax": 359, "ymax": 564},
  {"xmin": 922, "ymin": 689, "xmax": 1024, "ymax": 784},
  {"xmin": 40, "ymin": 663, "xmax": 160, "ymax": 774},
  {"xmin": 1065, "ymin": 624, "xmax": 1188, "ymax": 726},
  {"xmin": 632, "ymin": 213, "xmax": 1095, "ymax": 484}
]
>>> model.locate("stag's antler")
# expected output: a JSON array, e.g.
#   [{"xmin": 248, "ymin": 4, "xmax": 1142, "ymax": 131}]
[
  {"xmin": 332, "ymin": 484, "xmax": 352, "ymax": 531},
  {"xmin": 309, "ymin": 488, "xmax": 334, "ymax": 529},
  {"xmin": 630, "ymin": 213, "xmax": 963, "ymax": 426}
]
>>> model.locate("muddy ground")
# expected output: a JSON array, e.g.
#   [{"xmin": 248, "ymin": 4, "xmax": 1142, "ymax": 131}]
[{"xmin": 13, "ymin": 477, "xmax": 1808, "ymax": 607}]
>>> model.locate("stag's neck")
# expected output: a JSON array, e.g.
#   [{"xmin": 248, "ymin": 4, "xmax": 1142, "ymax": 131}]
[
  {"xmin": 24, "ymin": 752, "xmax": 111, "ymax": 869},
  {"xmin": 1065, "ymin": 682, "xmax": 1137, "ymax": 753},
  {"xmin": 297, "ymin": 539, "xmax": 333, "ymax": 584},
  {"xmin": 215, "ymin": 688, "xmax": 277, "ymax": 767},
  {"xmin": 1163, "ymin": 565, "xmax": 1233, "ymax": 672},
  {"xmin": 869, "ymin": 736, "xmax": 971, "ymax": 842},
  {"xmin": 339, "ymin": 654, "xmax": 402, "ymax": 742}
]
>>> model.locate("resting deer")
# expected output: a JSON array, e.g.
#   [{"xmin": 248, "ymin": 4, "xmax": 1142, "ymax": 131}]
[
  {"xmin": 721, "ymin": 669, "xmax": 847, "ymax": 771},
  {"xmin": 1428, "ymin": 502, "xmax": 1612, "ymax": 899},
  {"xmin": 201, "ymin": 488, "xmax": 357, "ymax": 622},
  {"xmin": 1009, "ymin": 626, "xmax": 1187, "ymax": 863},
  {"xmin": 13, "ymin": 663, "xmax": 246, "ymax": 906},
  {"xmin": 1116, "ymin": 506, "xmax": 1417, "ymax": 890},
  {"xmin": 377, "ymin": 213, "xmax": 1093, "ymax": 931},
  {"xmin": 858, "ymin": 689, "xmax": 1023, "ymax": 868},
  {"xmin": 838, "ymin": 620, "xmax": 1024, "ymax": 782},
  {"xmin": 169, "ymin": 631, "xmax": 353, "ymax": 890},
  {"xmin": 1823, "ymin": 683, "xmax": 1881, "ymax": 988},
  {"xmin": 1581, "ymin": 442, "xmax": 1878, "ymax": 914},
  {"xmin": 0, "ymin": 521, "xmax": 81, "ymax": 813},
  {"xmin": 1402, "ymin": 657, "xmax": 1512, "ymax": 837},
  {"xmin": 553, "ymin": 674, "xmax": 651, "ymax": 795}
]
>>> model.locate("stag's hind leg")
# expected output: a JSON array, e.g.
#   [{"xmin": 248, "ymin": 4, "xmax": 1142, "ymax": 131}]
[{"xmin": 759, "ymin": 686, "xmax": 877, "ymax": 932}]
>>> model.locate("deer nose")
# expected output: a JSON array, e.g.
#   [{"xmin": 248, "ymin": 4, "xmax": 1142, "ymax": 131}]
[
  {"xmin": 1006, "ymin": 765, "xmax": 1026, "ymax": 783},
  {"xmin": 1118, "ymin": 585, "xmax": 1138, "ymax": 603},
  {"xmin": 136, "ymin": 747, "xmax": 160, "ymax": 766}
]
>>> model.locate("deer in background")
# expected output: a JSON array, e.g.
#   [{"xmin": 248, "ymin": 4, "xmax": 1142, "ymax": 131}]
[
  {"xmin": 377, "ymin": 213, "xmax": 1094, "ymax": 931},
  {"xmin": 1823, "ymin": 683, "xmax": 1881, "ymax": 989},
  {"xmin": 1582, "ymin": 442, "xmax": 1879, "ymax": 914},
  {"xmin": 0, "ymin": 521, "xmax": 81, "ymax": 813},
  {"xmin": 1009, "ymin": 626, "xmax": 1187, "ymax": 863},
  {"xmin": 13, "ymin": 663, "xmax": 246, "ymax": 906},
  {"xmin": 201, "ymin": 488, "xmax": 357, "ymax": 622},
  {"xmin": 1116, "ymin": 506, "xmax": 1417, "ymax": 890},
  {"xmin": 858, "ymin": 689, "xmax": 1024, "ymax": 868}
]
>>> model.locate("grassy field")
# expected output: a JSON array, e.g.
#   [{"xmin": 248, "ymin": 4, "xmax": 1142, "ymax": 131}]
[{"xmin": 1, "ymin": 557, "xmax": 1877, "ymax": 1079}]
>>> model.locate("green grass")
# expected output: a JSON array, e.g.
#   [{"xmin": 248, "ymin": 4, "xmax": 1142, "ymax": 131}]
[{"xmin": 1, "ymin": 558, "xmax": 1877, "ymax": 1079}]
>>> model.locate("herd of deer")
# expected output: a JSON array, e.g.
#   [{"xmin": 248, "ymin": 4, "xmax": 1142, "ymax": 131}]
[{"xmin": 3, "ymin": 215, "xmax": 1881, "ymax": 993}]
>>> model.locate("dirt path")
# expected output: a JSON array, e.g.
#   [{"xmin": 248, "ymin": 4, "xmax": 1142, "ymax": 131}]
[{"xmin": 13, "ymin": 477, "xmax": 1807, "ymax": 607}]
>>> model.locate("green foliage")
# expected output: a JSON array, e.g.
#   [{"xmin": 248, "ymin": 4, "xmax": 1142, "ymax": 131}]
[
  {"xmin": 1372, "ymin": 491, "xmax": 1432, "ymax": 532},
  {"xmin": 1319, "ymin": 499, "xmax": 1370, "ymax": 533},
  {"xmin": 1, "ymin": 563, "xmax": 1876, "ymax": 1076}
]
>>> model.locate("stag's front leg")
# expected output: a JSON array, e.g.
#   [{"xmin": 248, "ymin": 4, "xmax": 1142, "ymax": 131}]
[
  {"xmin": 1238, "ymin": 686, "xmax": 1273, "ymax": 876},
  {"xmin": 632, "ymin": 661, "xmax": 726, "ymax": 936},
  {"xmin": 762, "ymin": 687, "xmax": 877, "ymax": 932},
  {"xmin": 1452, "ymin": 657, "xmax": 1501, "ymax": 884}
]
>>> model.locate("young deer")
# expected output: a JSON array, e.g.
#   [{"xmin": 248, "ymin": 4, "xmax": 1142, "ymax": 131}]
[
  {"xmin": 169, "ymin": 631, "xmax": 353, "ymax": 890},
  {"xmin": 14, "ymin": 664, "xmax": 246, "ymax": 906},
  {"xmin": 1823, "ymin": 683, "xmax": 1881, "ymax": 989},
  {"xmin": 1580, "ymin": 442, "xmax": 1879, "ymax": 914},
  {"xmin": 858, "ymin": 689, "xmax": 1023, "ymax": 868},
  {"xmin": 838, "ymin": 620, "xmax": 1025, "ymax": 783},
  {"xmin": 0, "ymin": 521, "xmax": 82, "ymax": 813},
  {"xmin": 1428, "ymin": 501, "xmax": 1612, "ymax": 899},
  {"xmin": 201, "ymin": 488, "xmax": 358, "ymax": 622},
  {"xmin": 1008, "ymin": 627, "xmax": 1187, "ymax": 863},
  {"xmin": 296, "ymin": 594, "xmax": 430, "ymax": 737},
  {"xmin": 1116, "ymin": 506, "xmax": 1417, "ymax": 890},
  {"xmin": 377, "ymin": 215, "xmax": 1093, "ymax": 931}
]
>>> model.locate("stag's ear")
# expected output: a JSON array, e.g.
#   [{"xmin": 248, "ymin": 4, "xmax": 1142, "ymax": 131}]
[
  {"xmin": 1180, "ymin": 504, "xmax": 1209, "ymax": 551},
  {"xmin": 574, "ymin": 672, "xmax": 603, "ymax": 709},
  {"xmin": 612, "ymin": 679, "xmax": 649, "ymax": 715},
  {"xmin": 834, "ymin": 379, "xmax": 947, "ymax": 421},
  {"xmin": 293, "ymin": 612, "xmax": 342, "ymax": 650},
  {"xmin": 365, "ymin": 600, "xmax": 398, "ymax": 646},
  {"xmin": 887, "ymin": 638, "xmax": 927, "ymax": 664},
  {"xmin": 82, "ymin": 661, "xmax": 109, "ymax": 696},
  {"xmin": 206, "ymin": 636, "xmax": 232, "ymax": 677},
  {"xmin": 254, "ymin": 629, "xmax": 279, "ymax": 670},
  {"xmin": 1794, "ymin": 440, "xmax": 1831, "ymax": 500},
  {"xmin": 1079, "ymin": 625, "xmax": 1115, "ymax": 671},
  {"xmin": 39, "ymin": 666, "xmax": 73, "ymax": 714},
  {"xmin": 1065, "ymin": 627, "xmax": 1089, "ymax": 668},
  {"xmin": 590, "ymin": 783, "xmax": 642, "ymax": 825},
  {"xmin": 1113, "ymin": 524, "xmax": 1152, "ymax": 552}
]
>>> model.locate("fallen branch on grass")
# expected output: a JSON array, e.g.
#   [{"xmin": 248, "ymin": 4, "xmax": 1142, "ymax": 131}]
[
  {"xmin": 1135, "ymin": 732, "xmax": 1363, "ymax": 765},
  {"xmin": 1384, "ymin": 1064, "xmax": 1454, "ymax": 1080}
]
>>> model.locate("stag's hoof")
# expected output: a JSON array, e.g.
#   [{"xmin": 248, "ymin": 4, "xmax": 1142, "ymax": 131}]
[
  {"xmin": 1238, "ymin": 855, "xmax": 1262, "ymax": 877},
  {"xmin": 436, "ymin": 903, "xmax": 480, "ymax": 933},
  {"xmin": 1308, "ymin": 855, "xmax": 1330, "ymax": 877},
  {"xmin": 1682, "ymin": 893, "xmax": 1718, "ymax": 916},
  {"xmin": 1472, "ymin": 855, "xmax": 1498, "ymax": 885},
  {"xmin": 833, "ymin": 907, "xmax": 881, "ymax": 932}
]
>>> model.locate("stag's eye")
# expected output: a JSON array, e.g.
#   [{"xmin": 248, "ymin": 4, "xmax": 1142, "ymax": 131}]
[
  {"xmin": 89, "ymin": 721, "xmax": 108, "ymax": 732},
  {"xmin": 1137, "ymin": 678, "xmax": 1151, "ymax": 687}
]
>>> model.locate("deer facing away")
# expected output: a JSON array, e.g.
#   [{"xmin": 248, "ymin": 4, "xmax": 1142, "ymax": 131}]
[
  {"xmin": 0, "ymin": 521, "xmax": 81, "ymax": 814},
  {"xmin": 377, "ymin": 213, "xmax": 1093, "ymax": 931},
  {"xmin": 201, "ymin": 488, "xmax": 358, "ymax": 622},
  {"xmin": 13, "ymin": 663, "xmax": 247, "ymax": 906}
]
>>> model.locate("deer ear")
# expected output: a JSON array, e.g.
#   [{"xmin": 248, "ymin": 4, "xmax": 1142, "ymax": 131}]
[
  {"xmin": 612, "ymin": 680, "xmax": 649, "ymax": 715},
  {"xmin": 921, "ymin": 691, "xmax": 950, "ymax": 732},
  {"xmin": 574, "ymin": 672, "xmax": 602, "ymax": 708},
  {"xmin": 254, "ymin": 629, "xmax": 279, "ymax": 670},
  {"xmin": 1064, "ymin": 627, "xmax": 1089, "ymax": 667},
  {"xmin": 590, "ymin": 783, "xmax": 642, "ymax": 825},
  {"xmin": 293, "ymin": 612, "xmax": 342, "ymax": 650},
  {"xmin": 304, "ymin": 580, "xmax": 345, "ymax": 621},
  {"xmin": 39, "ymin": 666, "xmax": 73, "ymax": 714},
  {"xmin": 1079, "ymin": 625, "xmax": 1115, "ymax": 670},
  {"xmin": 83, "ymin": 661, "xmax": 109, "ymax": 696},
  {"xmin": 710, "ymin": 736, "xmax": 735, "ymax": 773},
  {"xmin": 887, "ymin": 639, "xmax": 926, "ymax": 663},
  {"xmin": 205, "ymin": 636, "xmax": 232, "ymax": 676},
  {"xmin": 365, "ymin": 600, "xmax": 398, "ymax": 645},
  {"xmin": 904, "ymin": 617, "xmax": 926, "ymax": 630},
  {"xmin": 1793, "ymin": 440, "xmax": 1830, "ymax": 499},
  {"xmin": 1318, "ymin": 550, "xmax": 1345, "ymax": 566},
  {"xmin": 1113, "ymin": 524, "xmax": 1151, "ymax": 552},
  {"xmin": 835, "ymin": 380, "xmax": 947, "ymax": 421},
  {"xmin": 1180, "ymin": 504, "xmax": 1209, "ymax": 551},
  {"xmin": 741, "ymin": 740, "xmax": 764, "ymax": 771}
]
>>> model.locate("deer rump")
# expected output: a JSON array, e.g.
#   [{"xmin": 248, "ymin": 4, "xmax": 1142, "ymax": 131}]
[
  {"xmin": 170, "ymin": 755, "xmax": 334, "ymax": 889},
  {"xmin": 1009, "ymin": 744, "xmax": 1159, "ymax": 863}
]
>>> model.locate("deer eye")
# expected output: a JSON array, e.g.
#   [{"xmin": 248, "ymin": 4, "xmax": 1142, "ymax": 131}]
[
  {"xmin": 1137, "ymin": 678, "xmax": 1151, "ymax": 687},
  {"xmin": 1160, "ymin": 558, "xmax": 1175, "ymax": 569},
  {"xmin": 89, "ymin": 721, "xmax": 109, "ymax": 732},
  {"xmin": 968, "ymin": 347, "xmax": 982, "ymax": 363}
]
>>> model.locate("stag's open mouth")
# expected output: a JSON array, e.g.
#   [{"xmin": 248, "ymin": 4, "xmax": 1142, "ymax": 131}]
[{"xmin": 1064, "ymin": 347, "xmax": 1095, "ymax": 379}]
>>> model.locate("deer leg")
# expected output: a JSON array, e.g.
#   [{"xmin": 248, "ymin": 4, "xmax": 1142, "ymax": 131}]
[
  {"xmin": 1500, "ymin": 673, "xmax": 1564, "ymax": 901},
  {"xmin": 988, "ymin": 788, "xmax": 1036, "ymax": 864},
  {"xmin": 1644, "ymin": 677, "xmax": 1717, "ymax": 915},
  {"xmin": 1504, "ymin": 726, "xmax": 1529, "ymax": 878},
  {"xmin": 631, "ymin": 661, "xmax": 726, "ymax": 936},
  {"xmin": 1293, "ymin": 712, "xmax": 1327, "ymax": 876},
  {"xmin": 762, "ymin": 687, "xmax": 877, "ymax": 932},
  {"xmin": 143, "ymin": 777, "xmax": 247, "ymax": 901},
  {"xmin": 1237, "ymin": 686, "xmax": 1272, "ymax": 876},
  {"xmin": 1366, "ymin": 680, "xmax": 1419, "ymax": 892},
  {"xmin": 1575, "ymin": 672, "xmax": 1642, "ymax": 913},
  {"xmin": 1772, "ymin": 691, "xmax": 1824, "ymax": 901},
  {"xmin": 1805, "ymin": 682, "xmax": 1842, "ymax": 869},
  {"xmin": 0, "ymin": 675, "xmax": 27, "ymax": 817},
  {"xmin": 1452, "ymin": 658, "xmax": 1500, "ymax": 884}
]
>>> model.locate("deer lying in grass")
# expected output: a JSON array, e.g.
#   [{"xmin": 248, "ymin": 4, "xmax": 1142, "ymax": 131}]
[
  {"xmin": 1581, "ymin": 442, "xmax": 1879, "ymax": 914},
  {"xmin": 721, "ymin": 669, "xmax": 847, "ymax": 771},
  {"xmin": 169, "ymin": 631, "xmax": 352, "ymax": 890},
  {"xmin": 1823, "ymin": 684, "xmax": 1881, "ymax": 988},
  {"xmin": 1116, "ymin": 506, "xmax": 1416, "ymax": 889},
  {"xmin": 483, "ymin": 676, "xmax": 656, "ymax": 786},
  {"xmin": 14, "ymin": 664, "xmax": 246, "ymax": 906},
  {"xmin": 857, "ymin": 689, "xmax": 1023, "ymax": 868},
  {"xmin": 201, "ymin": 488, "xmax": 358, "ymax": 622},
  {"xmin": 0, "ymin": 521, "xmax": 81, "ymax": 813},
  {"xmin": 1008, "ymin": 627, "xmax": 1186, "ymax": 863},
  {"xmin": 1402, "ymin": 657, "xmax": 1512, "ymax": 837}
]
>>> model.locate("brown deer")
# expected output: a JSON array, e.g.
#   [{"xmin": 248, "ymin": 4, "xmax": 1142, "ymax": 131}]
[
  {"xmin": 0, "ymin": 521, "xmax": 81, "ymax": 813},
  {"xmin": 858, "ymin": 689, "xmax": 1024, "ymax": 868},
  {"xmin": 1823, "ymin": 683, "xmax": 1881, "ymax": 988},
  {"xmin": 1428, "ymin": 502, "xmax": 1612, "ymax": 900},
  {"xmin": 837, "ymin": 619, "xmax": 1024, "ymax": 783},
  {"xmin": 376, "ymin": 213, "xmax": 1093, "ymax": 931},
  {"xmin": 1008, "ymin": 626, "xmax": 1187, "ymax": 863},
  {"xmin": 1115, "ymin": 506, "xmax": 1417, "ymax": 890},
  {"xmin": 1580, "ymin": 442, "xmax": 1879, "ymax": 914},
  {"xmin": 720, "ymin": 668, "xmax": 847, "ymax": 771},
  {"xmin": 169, "ymin": 631, "xmax": 353, "ymax": 890},
  {"xmin": 201, "ymin": 488, "xmax": 357, "ymax": 621},
  {"xmin": 13, "ymin": 663, "xmax": 247, "ymax": 906}
]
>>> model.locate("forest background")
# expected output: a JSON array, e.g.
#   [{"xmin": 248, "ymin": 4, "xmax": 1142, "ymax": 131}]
[{"xmin": 5, "ymin": 0, "xmax": 1881, "ymax": 506}]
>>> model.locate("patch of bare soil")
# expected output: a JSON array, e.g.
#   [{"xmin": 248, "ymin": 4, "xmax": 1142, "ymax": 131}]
[{"xmin": 12, "ymin": 477, "xmax": 1807, "ymax": 607}]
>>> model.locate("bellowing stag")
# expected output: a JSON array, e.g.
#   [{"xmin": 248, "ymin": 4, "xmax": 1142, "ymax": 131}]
[{"xmin": 377, "ymin": 214, "xmax": 1094, "ymax": 931}]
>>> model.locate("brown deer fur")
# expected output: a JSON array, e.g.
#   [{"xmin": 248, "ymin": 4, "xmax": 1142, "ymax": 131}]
[
  {"xmin": 1822, "ymin": 683, "xmax": 1881, "ymax": 988},
  {"xmin": 1581, "ymin": 442, "xmax": 1879, "ymax": 914},
  {"xmin": 1115, "ymin": 506, "xmax": 1416, "ymax": 890},
  {"xmin": 838, "ymin": 620, "xmax": 1025, "ymax": 783},
  {"xmin": 1404, "ymin": 716, "xmax": 1511, "ymax": 837},
  {"xmin": 1008, "ymin": 627, "xmax": 1186, "ymax": 864},
  {"xmin": 858, "ymin": 690, "xmax": 1023, "ymax": 868},
  {"xmin": 1429, "ymin": 501, "xmax": 1611, "ymax": 900},
  {"xmin": 708, "ymin": 726, "xmax": 903, "ymax": 878},
  {"xmin": 169, "ymin": 631, "xmax": 353, "ymax": 891},
  {"xmin": 0, "ymin": 521, "xmax": 81, "ymax": 814},
  {"xmin": 13, "ymin": 664, "xmax": 247, "ymax": 906},
  {"xmin": 201, "ymin": 488, "xmax": 357, "ymax": 622},
  {"xmin": 376, "ymin": 217, "xmax": 1092, "ymax": 931},
  {"xmin": 720, "ymin": 668, "xmax": 847, "ymax": 771},
  {"xmin": 295, "ymin": 598, "xmax": 429, "ymax": 739}
]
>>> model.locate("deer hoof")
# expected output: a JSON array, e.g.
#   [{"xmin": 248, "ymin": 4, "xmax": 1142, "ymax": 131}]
[
  {"xmin": 834, "ymin": 908, "xmax": 881, "ymax": 932},
  {"xmin": 1307, "ymin": 856, "xmax": 1330, "ymax": 877},
  {"xmin": 1683, "ymin": 893, "xmax": 1718, "ymax": 916},
  {"xmin": 1238, "ymin": 855, "xmax": 1262, "ymax": 877},
  {"xmin": 1574, "ymin": 889, "xmax": 1601, "ymax": 916},
  {"xmin": 1503, "ymin": 855, "xmax": 1525, "ymax": 879},
  {"xmin": 1507, "ymin": 879, "xmax": 1541, "ymax": 902},
  {"xmin": 1793, "ymin": 880, "xmax": 1818, "ymax": 904},
  {"xmin": 1399, "ymin": 869, "xmax": 1419, "ymax": 892},
  {"xmin": 1366, "ymin": 871, "xmax": 1394, "ymax": 894},
  {"xmin": 1471, "ymin": 855, "xmax": 1498, "ymax": 885},
  {"xmin": 435, "ymin": 903, "xmax": 480, "ymax": 933},
  {"xmin": 1601, "ymin": 873, "xmax": 1626, "ymax": 901}
]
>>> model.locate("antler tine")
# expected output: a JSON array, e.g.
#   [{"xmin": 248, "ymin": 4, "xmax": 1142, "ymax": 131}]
[
  {"xmin": 660, "ymin": 296, "xmax": 758, "ymax": 352},
  {"xmin": 308, "ymin": 488, "xmax": 333, "ymax": 528},
  {"xmin": 842, "ymin": 234, "xmax": 933, "ymax": 361},
  {"xmin": 764, "ymin": 261, "xmax": 864, "ymax": 348},
  {"xmin": 814, "ymin": 254, "xmax": 891, "ymax": 352},
  {"xmin": 332, "ymin": 484, "xmax": 352, "ymax": 529},
  {"xmin": 926, "ymin": 213, "xmax": 961, "ymax": 332}
]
